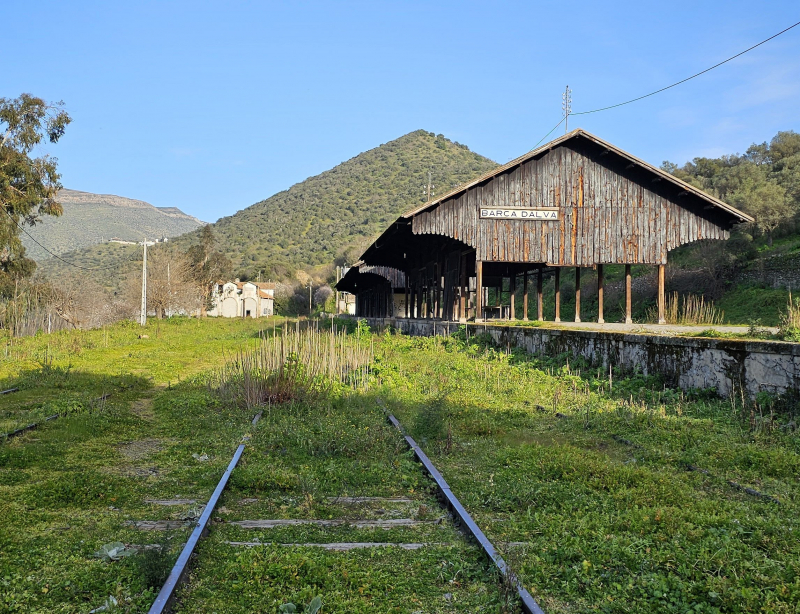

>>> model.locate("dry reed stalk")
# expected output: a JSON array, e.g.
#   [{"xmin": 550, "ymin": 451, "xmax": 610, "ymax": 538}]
[
  {"xmin": 216, "ymin": 323, "xmax": 373, "ymax": 409},
  {"xmin": 656, "ymin": 292, "xmax": 724, "ymax": 325}
]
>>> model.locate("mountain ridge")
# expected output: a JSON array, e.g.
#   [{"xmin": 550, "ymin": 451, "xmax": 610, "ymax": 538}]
[{"xmin": 23, "ymin": 189, "xmax": 205, "ymax": 260}]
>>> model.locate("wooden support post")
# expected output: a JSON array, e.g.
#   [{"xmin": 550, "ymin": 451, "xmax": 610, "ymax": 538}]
[
  {"xmin": 459, "ymin": 255, "xmax": 467, "ymax": 322},
  {"xmin": 597, "ymin": 264, "xmax": 604, "ymax": 324},
  {"xmin": 658, "ymin": 264, "xmax": 666, "ymax": 325},
  {"xmin": 475, "ymin": 260, "xmax": 483, "ymax": 322},
  {"xmin": 625, "ymin": 264, "xmax": 632, "ymax": 324},
  {"xmin": 510, "ymin": 274, "xmax": 516, "ymax": 320},
  {"xmin": 537, "ymin": 265, "xmax": 543, "ymax": 321},
  {"xmin": 574, "ymin": 267, "xmax": 581, "ymax": 323},
  {"xmin": 404, "ymin": 275, "xmax": 409, "ymax": 319},
  {"xmin": 433, "ymin": 263, "xmax": 440, "ymax": 320},
  {"xmin": 523, "ymin": 270, "xmax": 529, "ymax": 321},
  {"xmin": 554, "ymin": 268, "xmax": 561, "ymax": 323}
]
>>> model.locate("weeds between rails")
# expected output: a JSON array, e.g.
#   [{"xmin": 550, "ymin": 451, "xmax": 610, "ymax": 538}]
[
  {"xmin": 159, "ymin": 325, "xmax": 518, "ymax": 613},
  {"xmin": 3, "ymin": 318, "xmax": 797, "ymax": 612},
  {"xmin": 145, "ymin": 406, "xmax": 533, "ymax": 614}
]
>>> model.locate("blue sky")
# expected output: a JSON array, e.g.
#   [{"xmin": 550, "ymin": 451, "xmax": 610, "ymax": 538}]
[{"xmin": 6, "ymin": 1, "xmax": 799, "ymax": 223}]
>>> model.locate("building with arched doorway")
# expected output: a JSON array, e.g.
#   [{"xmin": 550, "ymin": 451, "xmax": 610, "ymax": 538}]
[{"xmin": 208, "ymin": 281, "xmax": 275, "ymax": 318}]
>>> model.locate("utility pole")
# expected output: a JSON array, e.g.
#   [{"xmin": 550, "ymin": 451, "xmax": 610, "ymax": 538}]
[
  {"xmin": 335, "ymin": 266, "xmax": 340, "ymax": 315},
  {"xmin": 167, "ymin": 261, "xmax": 171, "ymax": 318},
  {"xmin": 426, "ymin": 170, "xmax": 435, "ymax": 201},
  {"xmin": 308, "ymin": 282, "xmax": 312, "ymax": 316},
  {"xmin": 562, "ymin": 85, "xmax": 572, "ymax": 133},
  {"xmin": 140, "ymin": 239, "xmax": 147, "ymax": 326}
]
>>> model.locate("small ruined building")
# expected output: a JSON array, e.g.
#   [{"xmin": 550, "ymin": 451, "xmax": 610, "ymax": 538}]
[
  {"xmin": 208, "ymin": 281, "xmax": 275, "ymax": 318},
  {"xmin": 336, "ymin": 129, "xmax": 752, "ymax": 323}
]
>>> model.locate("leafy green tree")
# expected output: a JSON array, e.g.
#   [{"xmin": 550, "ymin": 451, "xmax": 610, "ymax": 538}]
[
  {"xmin": 768, "ymin": 131, "xmax": 800, "ymax": 163},
  {"xmin": 186, "ymin": 225, "xmax": 232, "ymax": 314},
  {"xmin": 0, "ymin": 94, "xmax": 71, "ymax": 297},
  {"xmin": 729, "ymin": 179, "xmax": 790, "ymax": 246}
]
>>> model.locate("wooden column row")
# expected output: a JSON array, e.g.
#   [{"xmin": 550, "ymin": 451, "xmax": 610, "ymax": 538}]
[{"xmin": 400, "ymin": 260, "xmax": 666, "ymax": 326}]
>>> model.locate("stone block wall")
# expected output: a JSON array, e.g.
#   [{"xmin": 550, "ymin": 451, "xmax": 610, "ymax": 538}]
[{"xmin": 363, "ymin": 318, "xmax": 800, "ymax": 398}]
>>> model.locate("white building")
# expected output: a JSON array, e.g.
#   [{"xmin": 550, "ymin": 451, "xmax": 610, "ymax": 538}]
[{"xmin": 208, "ymin": 281, "xmax": 275, "ymax": 318}]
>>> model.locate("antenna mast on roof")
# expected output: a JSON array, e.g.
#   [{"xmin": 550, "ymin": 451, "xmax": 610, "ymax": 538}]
[
  {"xmin": 562, "ymin": 85, "xmax": 572, "ymax": 133},
  {"xmin": 426, "ymin": 170, "xmax": 435, "ymax": 201}
]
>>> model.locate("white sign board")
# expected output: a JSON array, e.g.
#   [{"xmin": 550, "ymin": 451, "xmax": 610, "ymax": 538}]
[{"xmin": 479, "ymin": 208, "xmax": 559, "ymax": 220}]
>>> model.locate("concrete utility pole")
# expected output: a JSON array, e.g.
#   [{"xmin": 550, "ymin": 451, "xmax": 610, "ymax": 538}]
[
  {"xmin": 167, "ymin": 261, "xmax": 171, "ymax": 318},
  {"xmin": 140, "ymin": 239, "xmax": 147, "ymax": 326},
  {"xmin": 562, "ymin": 85, "xmax": 572, "ymax": 133},
  {"xmin": 335, "ymin": 266, "xmax": 340, "ymax": 315}
]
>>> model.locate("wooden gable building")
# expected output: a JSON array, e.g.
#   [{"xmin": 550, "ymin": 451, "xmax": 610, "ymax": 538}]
[{"xmin": 337, "ymin": 129, "xmax": 752, "ymax": 323}]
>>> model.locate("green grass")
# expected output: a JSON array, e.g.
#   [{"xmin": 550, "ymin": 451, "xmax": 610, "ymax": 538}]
[
  {"xmin": 716, "ymin": 284, "xmax": 792, "ymax": 327},
  {"xmin": 377, "ymin": 331, "xmax": 800, "ymax": 613},
  {"xmin": 0, "ymin": 318, "xmax": 798, "ymax": 613}
]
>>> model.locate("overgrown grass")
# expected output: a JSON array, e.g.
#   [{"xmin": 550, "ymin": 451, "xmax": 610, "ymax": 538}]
[
  {"xmin": 214, "ymin": 321, "xmax": 373, "ymax": 409},
  {"xmin": 377, "ymin": 330, "xmax": 800, "ymax": 613},
  {"xmin": 1, "ymin": 318, "xmax": 798, "ymax": 612}
]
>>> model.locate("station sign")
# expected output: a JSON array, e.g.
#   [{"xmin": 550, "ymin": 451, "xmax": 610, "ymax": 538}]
[{"xmin": 479, "ymin": 207, "xmax": 559, "ymax": 220}]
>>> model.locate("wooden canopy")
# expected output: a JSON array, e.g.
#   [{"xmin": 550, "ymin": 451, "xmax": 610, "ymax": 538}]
[{"xmin": 339, "ymin": 129, "xmax": 752, "ymax": 323}]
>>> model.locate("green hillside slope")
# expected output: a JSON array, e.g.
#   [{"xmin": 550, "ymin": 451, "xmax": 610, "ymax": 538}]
[
  {"xmin": 173, "ymin": 129, "xmax": 497, "ymax": 279},
  {"xmin": 23, "ymin": 189, "xmax": 205, "ymax": 260},
  {"xmin": 41, "ymin": 131, "xmax": 497, "ymax": 284}
]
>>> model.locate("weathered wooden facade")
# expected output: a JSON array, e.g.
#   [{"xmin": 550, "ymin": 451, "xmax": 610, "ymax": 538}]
[{"xmin": 338, "ymin": 130, "xmax": 752, "ymax": 323}]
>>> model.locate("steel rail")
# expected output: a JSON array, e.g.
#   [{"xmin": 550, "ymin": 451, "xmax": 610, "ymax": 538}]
[
  {"xmin": 2, "ymin": 414, "xmax": 59, "ymax": 441},
  {"xmin": 383, "ymin": 408, "xmax": 545, "ymax": 614},
  {"xmin": 1, "ymin": 387, "xmax": 20, "ymax": 395},
  {"xmin": 148, "ymin": 443, "xmax": 245, "ymax": 614},
  {"xmin": 2, "ymin": 393, "xmax": 111, "ymax": 442},
  {"xmin": 148, "ymin": 411, "xmax": 261, "ymax": 614}
]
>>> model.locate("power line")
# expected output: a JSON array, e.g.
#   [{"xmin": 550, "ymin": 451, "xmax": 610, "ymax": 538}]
[
  {"xmin": 571, "ymin": 20, "xmax": 800, "ymax": 116},
  {"xmin": 527, "ymin": 20, "xmax": 800, "ymax": 158},
  {"xmin": 2, "ymin": 205, "xmax": 123, "ymax": 271},
  {"xmin": 529, "ymin": 116, "xmax": 566, "ymax": 152}
]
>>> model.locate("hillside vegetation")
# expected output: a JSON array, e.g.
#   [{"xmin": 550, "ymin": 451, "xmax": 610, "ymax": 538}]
[
  {"xmin": 23, "ymin": 189, "xmax": 204, "ymax": 260},
  {"xmin": 38, "ymin": 131, "xmax": 496, "ymax": 286},
  {"xmin": 169, "ymin": 130, "xmax": 497, "ymax": 279},
  {"xmin": 657, "ymin": 131, "xmax": 800, "ymax": 325}
]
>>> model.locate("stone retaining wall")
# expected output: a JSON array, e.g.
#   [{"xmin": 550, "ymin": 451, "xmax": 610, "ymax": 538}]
[{"xmin": 362, "ymin": 318, "xmax": 800, "ymax": 398}]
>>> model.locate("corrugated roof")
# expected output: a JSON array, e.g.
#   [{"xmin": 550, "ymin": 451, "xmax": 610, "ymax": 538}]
[{"xmin": 401, "ymin": 128, "xmax": 753, "ymax": 223}]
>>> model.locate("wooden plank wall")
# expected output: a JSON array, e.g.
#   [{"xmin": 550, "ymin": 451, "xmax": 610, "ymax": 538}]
[{"xmin": 411, "ymin": 144, "xmax": 729, "ymax": 266}]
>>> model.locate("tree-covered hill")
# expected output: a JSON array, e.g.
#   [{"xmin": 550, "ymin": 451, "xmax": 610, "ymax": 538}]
[
  {"xmin": 22, "ymin": 189, "xmax": 205, "ymax": 260},
  {"xmin": 172, "ymin": 130, "xmax": 497, "ymax": 279},
  {"xmin": 39, "ymin": 130, "xmax": 497, "ymax": 284}
]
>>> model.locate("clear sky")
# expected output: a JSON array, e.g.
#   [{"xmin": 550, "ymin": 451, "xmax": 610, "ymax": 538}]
[{"xmin": 5, "ymin": 1, "xmax": 799, "ymax": 223}]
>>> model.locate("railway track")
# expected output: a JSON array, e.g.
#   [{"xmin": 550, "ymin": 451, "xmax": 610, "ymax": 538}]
[
  {"xmin": 137, "ymin": 405, "xmax": 544, "ymax": 614},
  {"xmin": 1, "ymin": 393, "xmax": 111, "ymax": 441}
]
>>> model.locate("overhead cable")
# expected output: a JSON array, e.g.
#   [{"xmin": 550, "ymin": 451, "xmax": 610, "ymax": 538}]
[
  {"xmin": 2, "ymin": 205, "xmax": 127, "ymax": 271},
  {"xmin": 571, "ymin": 20, "xmax": 800, "ymax": 116}
]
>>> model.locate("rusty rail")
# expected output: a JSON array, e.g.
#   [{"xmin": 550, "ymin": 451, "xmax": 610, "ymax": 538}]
[
  {"xmin": 147, "ymin": 411, "xmax": 261, "ymax": 614},
  {"xmin": 2, "ymin": 393, "xmax": 112, "ymax": 442},
  {"xmin": 382, "ymin": 405, "xmax": 545, "ymax": 614},
  {"xmin": 2, "ymin": 414, "xmax": 59, "ymax": 441}
]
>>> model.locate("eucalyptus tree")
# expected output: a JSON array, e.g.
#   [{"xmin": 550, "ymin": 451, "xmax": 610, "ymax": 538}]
[{"xmin": 0, "ymin": 94, "xmax": 71, "ymax": 297}]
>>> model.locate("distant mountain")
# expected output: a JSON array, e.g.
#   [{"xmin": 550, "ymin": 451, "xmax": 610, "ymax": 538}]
[
  {"xmin": 22, "ymin": 189, "xmax": 205, "ymax": 261},
  {"xmin": 38, "ymin": 131, "xmax": 497, "ymax": 283}
]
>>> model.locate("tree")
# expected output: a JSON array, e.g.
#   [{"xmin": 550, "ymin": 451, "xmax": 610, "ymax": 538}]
[
  {"xmin": 186, "ymin": 226, "xmax": 231, "ymax": 315},
  {"xmin": 313, "ymin": 284, "xmax": 333, "ymax": 308},
  {"xmin": 729, "ymin": 179, "xmax": 790, "ymax": 246},
  {"xmin": 0, "ymin": 94, "xmax": 71, "ymax": 298},
  {"xmin": 143, "ymin": 246, "xmax": 199, "ymax": 318}
]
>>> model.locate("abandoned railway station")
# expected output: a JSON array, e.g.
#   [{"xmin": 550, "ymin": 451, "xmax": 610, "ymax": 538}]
[{"xmin": 336, "ymin": 129, "xmax": 752, "ymax": 324}]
